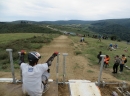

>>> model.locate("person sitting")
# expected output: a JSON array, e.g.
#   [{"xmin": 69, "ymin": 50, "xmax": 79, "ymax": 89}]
[
  {"xmin": 124, "ymin": 47, "xmax": 128, "ymax": 52},
  {"xmin": 21, "ymin": 51, "xmax": 58, "ymax": 96},
  {"xmin": 108, "ymin": 43, "xmax": 116, "ymax": 51},
  {"xmin": 114, "ymin": 44, "xmax": 118, "ymax": 49},
  {"xmin": 80, "ymin": 37, "xmax": 84, "ymax": 42}
]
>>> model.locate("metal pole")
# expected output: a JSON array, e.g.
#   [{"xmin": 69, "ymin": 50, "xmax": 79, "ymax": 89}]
[
  {"xmin": 63, "ymin": 53, "xmax": 68, "ymax": 84},
  {"xmin": 97, "ymin": 55, "xmax": 106, "ymax": 86},
  {"xmin": 56, "ymin": 53, "xmax": 60, "ymax": 84},
  {"xmin": 6, "ymin": 49, "xmax": 16, "ymax": 83},
  {"xmin": 18, "ymin": 52, "xmax": 22, "ymax": 82}
]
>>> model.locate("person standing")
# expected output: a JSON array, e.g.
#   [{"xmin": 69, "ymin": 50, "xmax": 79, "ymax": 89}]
[
  {"xmin": 104, "ymin": 55, "xmax": 110, "ymax": 68},
  {"xmin": 97, "ymin": 51, "xmax": 102, "ymax": 64},
  {"xmin": 119, "ymin": 54, "xmax": 126, "ymax": 73},
  {"xmin": 98, "ymin": 35, "xmax": 102, "ymax": 42},
  {"xmin": 112, "ymin": 55, "xmax": 120, "ymax": 73}
]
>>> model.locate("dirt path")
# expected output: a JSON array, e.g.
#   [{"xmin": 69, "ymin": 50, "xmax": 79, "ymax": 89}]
[
  {"xmin": 38, "ymin": 35, "xmax": 121, "ymax": 82},
  {"xmin": 0, "ymin": 35, "xmax": 129, "ymax": 96}
]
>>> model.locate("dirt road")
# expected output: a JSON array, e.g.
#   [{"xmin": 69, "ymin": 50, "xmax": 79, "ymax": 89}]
[
  {"xmin": 38, "ymin": 35, "xmax": 121, "ymax": 82},
  {"xmin": 0, "ymin": 35, "xmax": 129, "ymax": 96}
]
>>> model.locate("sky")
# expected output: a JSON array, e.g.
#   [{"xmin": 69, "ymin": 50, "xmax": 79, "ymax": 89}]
[{"xmin": 0, "ymin": 0, "xmax": 130, "ymax": 22}]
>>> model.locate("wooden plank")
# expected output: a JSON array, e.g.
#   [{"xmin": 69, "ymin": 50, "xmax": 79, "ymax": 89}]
[
  {"xmin": 43, "ymin": 82, "xmax": 58, "ymax": 96},
  {"xmin": 69, "ymin": 80, "xmax": 101, "ymax": 96}
]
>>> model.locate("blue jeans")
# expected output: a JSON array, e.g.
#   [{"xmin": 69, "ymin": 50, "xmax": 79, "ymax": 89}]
[{"xmin": 120, "ymin": 64, "xmax": 124, "ymax": 72}]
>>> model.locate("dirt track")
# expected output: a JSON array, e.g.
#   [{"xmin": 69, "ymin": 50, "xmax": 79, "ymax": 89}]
[
  {"xmin": 0, "ymin": 35, "xmax": 129, "ymax": 96},
  {"xmin": 39, "ymin": 35, "xmax": 121, "ymax": 82}
]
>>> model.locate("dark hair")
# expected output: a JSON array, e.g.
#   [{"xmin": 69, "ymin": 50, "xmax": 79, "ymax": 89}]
[
  {"xmin": 116, "ymin": 55, "xmax": 119, "ymax": 57},
  {"xmin": 99, "ymin": 51, "xmax": 102, "ymax": 54},
  {"xmin": 106, "ymin": 55, "xmax": 109, "ymax": 57},
  {"xmin": 29, "ymin": 59, "xmax": 38, "ymax": 66}
]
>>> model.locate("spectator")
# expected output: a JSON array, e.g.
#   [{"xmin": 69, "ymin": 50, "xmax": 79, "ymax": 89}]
[
  {"xmin": 97, "ymin": 51, "xmax": 102, "ymax": 64},
  {"xmin": 98, "ymin": 35, "xmax": 102, "ymax": 42},
  {"xmin": 114, "ymin": 44, "xmax": 118, "ymax": 49},
  {"xmin": 124, "ymin": 47, "xmax": 128, "ymax": 52},
  {"xmin": 112, "ymin": 55, "xmax": 120, "ymax": 73},
  {"xmin": 119, "ymin": 54, "xmax": 126, "ymax": 73},
  {"xmin": 108, "ymin": 43, "xmax": 113, "ymax": 51},
  {"xmin": 80, "ymin": 36, "xmax": 84, "ymax": 42},
  {"xmin": 108, "ymin": 43, "xmax": 116, "ymax": 51},
  {"xmin": 104, "ymin": 55, "xmax": 110, "ymax": 68}
]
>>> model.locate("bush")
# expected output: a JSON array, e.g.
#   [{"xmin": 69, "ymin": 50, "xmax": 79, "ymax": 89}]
[
  {"xmin": 74, "ymin": 51, "xmax": 82, "ymax": 55},
  {"xmin": 0, "ymin": 35, "xmax": 54, "ymax": 68}
]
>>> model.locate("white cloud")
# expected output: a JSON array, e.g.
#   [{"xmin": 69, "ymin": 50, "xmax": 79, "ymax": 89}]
[{"xmin": 0, "ymin": 0, "xmax": 130, "ymax": 21}]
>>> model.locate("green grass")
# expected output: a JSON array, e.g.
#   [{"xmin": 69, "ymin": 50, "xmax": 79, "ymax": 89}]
[
  {"xmin": 70, "ymin": 36, "xmax": 130, "ymax": 81},
  {"xmin": 0, "ymin": 33, "xmax": 43, "ymax": 44},
  {"xmin": 0, "ymin": 33, "xmax": 60, "ymax": 71}
]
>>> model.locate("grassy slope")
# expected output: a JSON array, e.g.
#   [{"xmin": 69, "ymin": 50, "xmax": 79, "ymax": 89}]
[
  {"xmin": 0, "ymin": 33, "xmax": 60, "ymax": 71},
  {"xmin": 0, "ymin": 33, "xmax": 42, "ymax": 44},
  {"xmin": 70, "ymin": 36, "xmax": 130, "ymax": 81}
]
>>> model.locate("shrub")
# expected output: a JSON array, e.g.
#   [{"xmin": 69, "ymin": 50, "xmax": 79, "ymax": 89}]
[{"xmin": 74, "ymin": 51, "xmax": 82, "ymax": 55}]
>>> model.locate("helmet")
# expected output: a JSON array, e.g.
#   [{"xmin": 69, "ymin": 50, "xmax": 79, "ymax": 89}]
[{"xmin": 28, "ymin": 52, "xmax": 41, "ymax": 62}]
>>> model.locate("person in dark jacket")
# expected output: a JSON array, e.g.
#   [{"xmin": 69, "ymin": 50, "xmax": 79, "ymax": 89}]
[
  {"xmin": 112, "ymin": 55, "xmax": 120, "ymax": 73},
  {"xmin": 97, "ymin": 51, "xmax": 102, "ymax": 64}
]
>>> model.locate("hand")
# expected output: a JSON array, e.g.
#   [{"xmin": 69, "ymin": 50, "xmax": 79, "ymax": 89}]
[
  {"xmin": 53, "ymin": 52, "xmax": 58, "ymax": 56},
  {"xmin": 48, "ymin": 61, "xmax": 52, "ymax": 66},
  {"xmin": 47, "ymin": 69, "xmax": 50, "ymax": 73}
]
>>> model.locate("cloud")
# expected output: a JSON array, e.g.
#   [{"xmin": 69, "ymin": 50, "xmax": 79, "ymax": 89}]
[{"xmin": 0, "ymin": 0, "xmax": 130, "ymax": 21}]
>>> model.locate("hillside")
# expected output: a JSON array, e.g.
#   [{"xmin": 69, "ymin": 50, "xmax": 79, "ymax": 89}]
[
  {"xmin": 46, "ymin": 19, "xmax": 130, "ymax": 41},
  {"xmin": 0, "ymin": 23, "xmax": 61, "ymax": 34},
  {"xmin": 0, "ymin": 35, "xmax": 130, "ymax": 96},
  {"xmin": 1, "ymin": 18, "xmax": 130, "ymax": 40}
]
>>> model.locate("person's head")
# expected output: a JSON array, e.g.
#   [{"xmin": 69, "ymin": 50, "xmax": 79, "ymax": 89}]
[
  {"xmin": 122, "ymin": 54, "xmax": 125, "ymax": 57},
  {"xmin": 116, "ymin": 55, "xmax": 119, "ymax": 58},
  {"xmin": 28, "ymin": 52, "xmax": 41, "ymax": 66},
  {"xmin": 106, "ymin": 55, "xmax": 109, "ymax": 58},
  {"xmin": 99, "ymin": 51, "xmax": 102, "ymax": 54}
]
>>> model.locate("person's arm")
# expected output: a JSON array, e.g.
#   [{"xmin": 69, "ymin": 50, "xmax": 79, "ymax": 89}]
[{"xmin": 46, "ymin": 52, "xmax": 58, "ymax": 67}]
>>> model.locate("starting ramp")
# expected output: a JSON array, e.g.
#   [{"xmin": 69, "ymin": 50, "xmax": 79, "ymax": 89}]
[
  {"xmin": 0, "ymin": 78, "xmax": 58, "ymax": 96},
  {"xmin": 69, "ymin": 80, "xmax": 101, "ymax": 96}
]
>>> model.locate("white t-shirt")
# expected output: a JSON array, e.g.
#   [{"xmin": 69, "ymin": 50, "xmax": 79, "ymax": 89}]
[{"xmin": 20, "ymin": 63, "xmax": 48, "ymax": 96}]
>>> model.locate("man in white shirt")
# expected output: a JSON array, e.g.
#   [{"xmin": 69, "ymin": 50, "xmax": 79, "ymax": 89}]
[{"xmin": 21, "ymin": 51, "xmax": 58, "ymax": 96}]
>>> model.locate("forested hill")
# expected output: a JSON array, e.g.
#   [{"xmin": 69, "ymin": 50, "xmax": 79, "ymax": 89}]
[
  {"xmin": 0, "ymin": 23, "xmax": 61, "ymax": 34},
  {"xmin": 88, "ymin": 19, "xmax": 130, "ymax": 41},
  {"xmin": 42, "ymin": 18, "xmax": 130, "ymax": 41},
  {"xmin": 1, "ymin": 18, "xmax": 130, "ymax": 40}
]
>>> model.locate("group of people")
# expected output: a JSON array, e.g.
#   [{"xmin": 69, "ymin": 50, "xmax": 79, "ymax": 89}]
[
  {"xmin": 97, "ymin": 51, "xmax": 110, "ymax": 68},
  {"xmin": 108, "ymin": 43, "xmax": 118, "ymax": 51},
  {"xmin": 112, "ymin": 54, "xmax": 127, "ymax": 73},
  {"xmin": 97, "ymin": 51, "xmax": 127, "ymax": 74}
]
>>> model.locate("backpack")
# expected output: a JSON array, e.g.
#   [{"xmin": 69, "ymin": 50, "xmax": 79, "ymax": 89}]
[
  {"xmin": 115, "ymin": 58, "xmax": 120, "ymax": 64},
  {"xmin": 124, "ymin": 58, "xmax": 127, "ymax": 63}
]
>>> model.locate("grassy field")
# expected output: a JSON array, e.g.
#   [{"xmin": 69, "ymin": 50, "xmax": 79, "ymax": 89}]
[
  {"xmin": 70, "ymin": 36, "xmax": 130, "ymax": 81},
  {"xmin": 0, "ymin": 33, "xmax": 43, "ymax": 44},
  {"xmin": 0, "ymin": 33, "xmax": 60, "ymax": 71}
]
